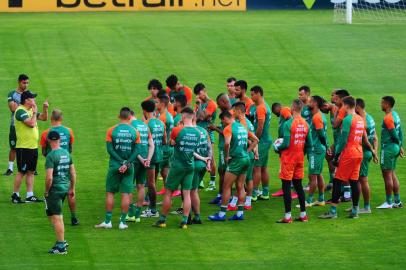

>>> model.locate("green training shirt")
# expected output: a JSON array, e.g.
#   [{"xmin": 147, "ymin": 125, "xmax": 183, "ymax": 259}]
[{"xmin": 45, "ymin": 148, "xmax": 73, "ymax": 193}]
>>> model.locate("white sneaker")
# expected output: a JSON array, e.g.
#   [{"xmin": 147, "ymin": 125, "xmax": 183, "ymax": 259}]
[
  {"xmin": 119, "ymin": 222, "xmax": 128, "ymax": 230},
  {"xmin": 205, "ymin": 185, "xmax": 216, "ymax": 191},
  {"xmin": 95, "ymin": 221, "xmax": 112, "ymax": 229},
  {"xmin": 358, "ymin": 208, "xmax": 372, "ymax": 214},
  {"xmin": 303, "ymin": 185, "xmax": 310, "ymax": 192},
  {"xmin": 296, "ymin": 201, "xmax": 313, "ymax": 208},
  {"xmin": 393, "ymin": 202, "xmax": 403, "ymax": 208},
  {"xmin": 141, "ymin": 209, "xmax": 159, "ymax": 218},
  {"xmin": 376, "ymin": 202, "xmax": 394, "ymax": 209}
]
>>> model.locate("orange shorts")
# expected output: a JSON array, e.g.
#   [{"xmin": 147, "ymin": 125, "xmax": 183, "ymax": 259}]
[
  {"xmin": 279, "ymin": 162, "xmax": 304, "ymax": 181},
  {"xmin": 335, "ymin": 157, "xmax": 363, "ymax": 181}
]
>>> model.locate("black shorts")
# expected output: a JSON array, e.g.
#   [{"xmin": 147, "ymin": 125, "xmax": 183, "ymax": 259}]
[
  {"xmin": 16, "ymin": 148, "xmax": 38, "ymax": 174},
  {"xmin": 9, "ymin": 125, "xmax": 16, "ymax": 149}
]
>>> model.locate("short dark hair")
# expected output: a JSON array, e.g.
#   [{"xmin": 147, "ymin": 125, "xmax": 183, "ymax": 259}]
[
  {"xmin": 227, "ymin": 77, "xmax": 237, "ymax": 83},
  {"xmin": 232, "ymin": 101, "xmax": 245, "ymax": 112},
  {"xmin": 299, "ymin": 85, "xmax": 310, "ymax": 94},
  {"xmin": 250, "ymin": 85, "xmax": 263, "ymax": 96},
  {"xmin": 234, "ymin": 80, "xmax": 247, "ymax": 90},
  {"xmin": 175, "ymin": 94, "xmax": 187, "ymax": 108},
  {"xmin": 382, "ymin": 96, "xmax": 395, "ymax": 108},
  {"xmin": 181, "ymin": 107, "xmax": 194, "ymax": 115},
  {"xmin": 193, "ymin": 83, "xmax": 205, "ymax": 95},
  {"xmin": 130, "ymin": 110, "xmax": 135, "ymax": 116},
  {"xmin": 335, "ymin": 89, "xmax": 350, "ymax": 99},
  {"xmin": 166, "ymin": 74, "xmax": 178, "ymax": 89},
  {"xmin": 141, "ymin": 100, "xmax": 156, "ymax": 113},
  {"xmin": 271, "ymin": 102, "xmax": 281, "ymax": 111},
  {"xmin": 148, "ymin": 79, "xmax": 163, "ymax": 90},
  {"xmin": 159, "ymin": 94, "xmax": 169, "ymax": 106},
  {"xmin": 356, "ymin": 98, "xmax": 365, "ymax": 109},
  {"xmin": 18, "ymin": 74, "xmax": 29, "ymax": 81},
  {"xmin": 292, "ymin": 99, "xmax": 303, "ymax": 111},
  {"xmin": 51, "ymin": 109, "xmax": 63, "ymax": 121},
  {"xmin": 312, "ymin": 95, "xmax": 325, "ymax": 109},
  {"xmin": 342, "ymin": 96, "xmax": 356, "ymax": 109},
  {"xmin": 120, "ymin": 107, "xmax": 132, "ymax": 119},
  {"xmin": 219, "ymin": 110, "xmax": 232, "ymax": 120},
  {"xmin": 157, "ymin": 90, "xmax": 168, "ymax": 99}
]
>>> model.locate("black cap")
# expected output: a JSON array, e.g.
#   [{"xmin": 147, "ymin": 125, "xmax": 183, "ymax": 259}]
[
  {"xmin": 20, "ymin": 91, "xmax": 37, "ymax": 105},
  {"xmin": 47, "ymin": 131, "xmax": 60, "ymax": 141}
]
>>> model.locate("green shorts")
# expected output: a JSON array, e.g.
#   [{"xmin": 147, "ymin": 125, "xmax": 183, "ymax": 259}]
[
  {"xmin": 147, "ymin": 162, "xmax": 160, "ymax": 170},
  {"xmin": 226, "ymin": 157, "xmax": 250, "ymax": 176},
  {"xmin": 246, "ymin": 158, "xmax": 254, "ymax": 182},
  {"xmin": 193, "ymin": 162, "xmax": 207, "ymax": 190},
  {"xmin": 218, "ymin": 149, "xmax": 226, "ymax": 171},
  {"xmin": 308, "ymin": 152, "xmax": 325, "ymax": 175},
  {"xmin": 254, "ymin": 142, "xmax": 271, "ymax": 167},
  {"xmin": 45, "ymin": 192, "xmax": 67, "ymax": 216},
  {"xmin": 166, "ymin": 167, "xmax": 194, "ymax": 191},
  {"xmin": 106, "ymin": 165, "xmax": 134, "ymax": 194},
  {"xmin": 133, "ymin": 161, "xmax": 147, "ymax": 185},
  {"xmin": 360, "ymin": 150, "xmax": 373, "ymax": 177},
  {"xmin": 9, "ymin": 125, "xmax": 16, "ymax": 149},
  {"xmin": 381, "ymin": 144, "xmax": 400, "ymax": 170},
  {"xmin": 160, "ymin": 148, "xmax": 173, "ymax": 169}
]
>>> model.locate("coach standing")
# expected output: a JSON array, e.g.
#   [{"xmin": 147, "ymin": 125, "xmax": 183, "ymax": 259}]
[{"xmin": 11, "ymin": 91, "xmax": 49, "ymax": 204}]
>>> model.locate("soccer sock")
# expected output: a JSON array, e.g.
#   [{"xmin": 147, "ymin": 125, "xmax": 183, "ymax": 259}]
[
  {"xmin": 8, "ymin": 161, "xmax": 13, "ymax": 171},
  {"xmin": 262, "ymin": 185, "xmax": 269, "ymax": 196},
  {"xmin": 71, "ymin": 212, "xmax": 77, "ymax": 219},
  {"xmin": 56, "ymin": 241, "xmax": 65, "ymax": 249},
  {"xmin": 230, "ymin": 196, "xmax": 238, "ymax": 207},
  {"xmin": 300, "ymin": 211, "xmax": 307, "ymax": 218},
  {"xmin": 120, "ymin": 212, "xmax": 127, "ymax": 224},
  {"xmin": 219, "ymin": 205, "xmax": 227, "ymax": 217},
  {"xmin": 135, "ymin": 206, "xmax": 142, "ymax": 218},
  {"xmin": 105, "ymin": 211, "xmax": 112, "ymax": 223},
  {"xmin": 194, "ymin": 214, "xmax": 201, "ymax": 221},
  {"xmin": 285, "ymin": 212, "xmax": 292, "ymax": 219},
  {"xmin": 343, "ymin": 185, "xmax": 351, "ymax": 198},
  {"xmin": 307, "ymin": 194, "xmax": 314, "ymax": 204},
  {"xmin": 352, "ymin": 206, "xmax": 358, "ymax": 215},
  {"xmin": 210, "ymin": 175, "xmax": 216, "ymax": 182},
  {"xmin": 318, "ymin": 192, "xmax": 325, "ymax": 202},
  {"xmin": 386, "ymin": 194, "xmax": 393, "ymax": 204},
  {"xmin": 364, "ymin": 202, "xmax": 370, "ymax": 210},
  {"xmin": 394, "ymin": 194, "xmax": 401, "ymax": 203},
  {"xmin": 330, "ymin": 206, "xmax": 337, "ymax": 215},
  {"xmin": 182, "ymin": 215, "xmax": 188, "ymax": 223},
  {"xmin": 26, "ymin": 192, "xmax": 33, "ymax": 198},
  {"xmin": 253, "ymin": 188, "xmax": 260, "ymax": 197},
  {"xmin": 159, "ymin": 215, "xmax": 166, "ymax": 222},
  {"xmin": 128, "ymin": 204, "xmax": 135, "ymax": 217},
  {"xmin": 245, "ymin": 196, "xmax": 252, "ymax": 206},
  {"xmin": 237, "ymin": 205, "xmax": 244, "ymax": 217}
]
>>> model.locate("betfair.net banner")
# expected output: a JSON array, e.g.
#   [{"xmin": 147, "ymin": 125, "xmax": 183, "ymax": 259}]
[{"xmin": 0, "ymin": 0, "xmax": 246, "ymax": 12}]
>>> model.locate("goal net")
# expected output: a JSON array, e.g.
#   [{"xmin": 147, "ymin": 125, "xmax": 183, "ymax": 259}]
[{"xmin": 333, "ymin": 0, "xmax": 406, "ymax": 24}]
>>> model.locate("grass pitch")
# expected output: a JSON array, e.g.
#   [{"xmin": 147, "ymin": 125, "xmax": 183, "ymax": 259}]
[{"xmin": 0, "ymin": 10, "xmax": 405, "ymax": 270}]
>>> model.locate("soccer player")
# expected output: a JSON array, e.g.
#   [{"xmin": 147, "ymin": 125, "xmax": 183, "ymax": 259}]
[
  {"xmin": 194, "ymin": 83, "xmax": 218, "ymax": 190},
  {"xmin": 156, "ymin": 92, "xmax": 177, "ymax": 196},
  {"xmin": 4, "ymin": 74, "xmax": 29, "ymax": 176},
  {"xmin": 173, "ymin": 94, "xmax": 188, "ymax": 127},
  {"xmin": 192, "ymin": 120, "xmax": 212, "ymax": 224},
  {"xmin": 141, "ymin": 100, "xmax": 166, "ymax": 218},
  {"xmin": 44, "ymin": 131, "xmax": 76, "ymax": 254},
  {"xmin": 154, "ymin": 107, "xmax": 201, "ymax": 229},
  {"xmin": 377, "ymin": 96, "xmax": 404, "ymax": 209},
  {"xmin": 234, "ymin": 80, "xmax": 254, "ymax": 121},
  {"xmin": 231, "ymin": 102, "xmax": 258, "ymax": 210},
  {"xmin": 126, "ymin": 111, "xmax": 155, "ymax": 223},
  {"xmin": 250, "ymin": 86, "xmax": 272, "ymax": 201},
  {"xmin": 274, "ymin": 99, "xmax": 312, "ymax": 223},
  {"xmin": 95, "ymin": 107, "xmax": 140, "ymax": 229},
  {"xmin": 208, "ymin": 110, "xmax": 258, "ymax": 221},
  {"xmin": 208, "ymin": 93, "xmax": 233, "ymax": 203},
  {"xmin": 355, "ymin": 98, "xmax": 379, "ymax": 213},
  {"xmin": 226, "ymin": 77, "xmax": 237, "ymax": 105},
  {"xmin": 40, "ymin": 110, "xmax": 78, "ymax": 225},
  {"xmin": 11, "ymin": 91, "xmax": 49, "ymax": 204},
  {"xmin": 304, "ymin": 96, "xmax": 328, "ymax": 207},
  {"xmin": 298, "ymin": 85, "xmax": 312, "ymax": 124},
  {"xmin": 319, "ymin": 96, "xmax": 367, "ymax": 219},
  {"xmin": 165, "ymin": 74, "xmax": 193, "ymax": 107}
]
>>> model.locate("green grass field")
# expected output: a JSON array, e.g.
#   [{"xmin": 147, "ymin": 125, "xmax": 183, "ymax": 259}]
[{"xmin": 0, "ymin": 10, "xmax": 405, "ymax": 270}]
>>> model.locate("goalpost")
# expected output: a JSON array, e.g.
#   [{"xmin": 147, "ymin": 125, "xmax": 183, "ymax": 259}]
[{"xmin": 334, "ymin": 0, "xmax": 406, "ymax": 24}]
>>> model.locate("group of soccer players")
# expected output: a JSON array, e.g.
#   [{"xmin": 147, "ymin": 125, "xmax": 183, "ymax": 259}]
[
  {"xmin": 5, "ymin": 74, "xmax": 404, "ymax": 254},
  {"xmin": 92, "ymin": 74, "xmax": 403, "ymax": 230}
]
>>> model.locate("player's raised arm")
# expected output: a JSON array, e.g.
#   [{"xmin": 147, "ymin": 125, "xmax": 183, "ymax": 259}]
[{"xmin": 38, "ymin": 99, "xmax": 49, "ymax": 121}]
